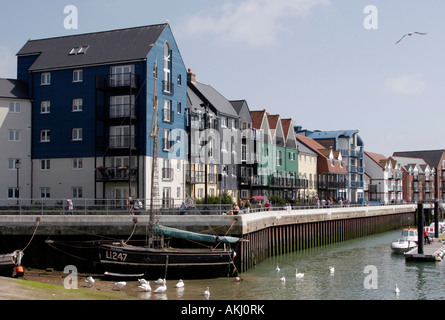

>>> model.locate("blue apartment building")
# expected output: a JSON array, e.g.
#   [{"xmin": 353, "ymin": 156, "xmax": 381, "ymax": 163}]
[{"xmin": 16, "ymin": 24, "xmax": 187, "ymax": 203}]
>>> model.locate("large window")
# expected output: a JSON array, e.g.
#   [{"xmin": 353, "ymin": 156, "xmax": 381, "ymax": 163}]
[
  {"xmin": 163, "ymin": 42, "xmax": 172, "ymax": 93},
  {"xmin": 110, "ymin": 65, "xmax": 135, "ymax": 87}
]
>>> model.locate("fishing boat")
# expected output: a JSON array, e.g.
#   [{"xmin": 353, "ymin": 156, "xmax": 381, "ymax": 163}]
[
  {"xmin": 46, "ymin": 60, "xmax": 240, "ymax": 279},
  {"xmin": 391, "ymin": 228, "xmax": 418, "ymax": 254}
]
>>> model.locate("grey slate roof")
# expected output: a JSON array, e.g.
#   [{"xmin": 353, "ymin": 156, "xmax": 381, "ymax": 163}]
[
  {"xmin": 17, "ymin": 24, "xmax": 167, "ymax": 71},
  {"xmin": 0, "ymin": 79, "xmax": 30, "ymax": 99},
  {"xmin": 190, "ymin": 82, "xmax": 238, "ymax": 117},
  {"xmin": 393, "ymin": 150, "xmax": 445, "ymax": 168}
]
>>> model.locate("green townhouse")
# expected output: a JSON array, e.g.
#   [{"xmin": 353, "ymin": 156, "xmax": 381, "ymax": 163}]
[{"xmin": 250, "ymin": 109, "xmax": 298, "ymax": 201}]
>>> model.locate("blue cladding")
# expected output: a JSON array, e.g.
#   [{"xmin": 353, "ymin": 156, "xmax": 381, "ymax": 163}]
[{"xmin": 17, "ymin": 25, "xmax": 187, "ymax": 161}]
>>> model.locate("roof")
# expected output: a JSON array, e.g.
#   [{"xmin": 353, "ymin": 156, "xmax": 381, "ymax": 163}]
[
  {"xmin": 250, "ymin": 110, "xmax": 267, "ymax": 129},
  {"xmin": 0, "ymin": 79, "xmax": 30, "ymax": 99},
  {"xmin": 296, "ymin": 134, "xmax": 347, "ymax": 174},
  {"xmin": 307, "ymin": 129, "xmax": 364, "ymax": 146},
  {"xmin": 17, "ymin": 24, "xmax": 168, "ymax": 71},
  {"xmin": 189, "ymin": 82, "xmax": 238, "ymax": 117},
  {"xmin": 393, "ymin": 150, "xmax": 445, "ymax": 168}
]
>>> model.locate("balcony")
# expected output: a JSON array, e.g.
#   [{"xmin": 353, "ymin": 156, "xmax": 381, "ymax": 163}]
[
  {"xmin": 250, "ymin": 175, "xmax": 268, "ymax": 187},
  {"xmin": 162, "ymin": 80, "xmax": 174, "ymax": 95},
  {"xmin": 162, "ymin": 168, "xmax": 173, "ymax": 181},
  {"xmin": 186, "ymin": 170, "xmax": 205, "ymax": 184},
  {"xmin": 109, "ymin": 135, "xmax": 136, "ymax": 149},
  {"xmin": 96, "ymin": 167, "xmax": 137, "ymax": 182},
  {"xmin": 109, "ymin": 104, "xmax": 136, "ymax": 119},
  {"xmin": 96, "ymin": 73, "xmax": 138, "ymax": 90}
]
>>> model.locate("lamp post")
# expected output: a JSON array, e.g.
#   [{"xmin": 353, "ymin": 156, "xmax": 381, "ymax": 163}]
[{"xmin": 15, "ymin": 159, "xmax": 21, "ymax": 206}]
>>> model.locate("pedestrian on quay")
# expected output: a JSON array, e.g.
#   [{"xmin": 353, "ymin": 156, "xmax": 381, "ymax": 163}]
[
  {"xmin": 65, "ymin": 199, "xmax": 73, "ymax": 215},
  {"xmin": 265, "ymin": 200, "xmax": 271, "ymax": 211},
  {"xmin": 126, "ymin": 196, "xmax": 134, "ymax": 215},
  {"xmin": 233, "ymin": 203, "xmax": 240, "ymax": 215}
]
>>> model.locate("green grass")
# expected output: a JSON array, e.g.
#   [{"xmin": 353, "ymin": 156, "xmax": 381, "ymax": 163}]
[{"xmin": 14, "ymin": 278, "xmax": 138, "ymax": 300}]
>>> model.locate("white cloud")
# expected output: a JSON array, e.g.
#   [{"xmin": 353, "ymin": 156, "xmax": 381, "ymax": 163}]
[
  {"xmin": 0, "ymin": 46, "xmax": 17, "ymax": 79},
  {"xmin": 385, "ymin": 74, "xmax": 426, "ymax": 95},
  {"xmin": 180, "ymin": 0, "xmax": 330, "ymax": 47}
]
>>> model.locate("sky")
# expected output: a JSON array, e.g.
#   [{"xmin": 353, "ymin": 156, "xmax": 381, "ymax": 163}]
[{"xmin": 1, "ymin": 0, "xmax": 444, "ymax": 157}]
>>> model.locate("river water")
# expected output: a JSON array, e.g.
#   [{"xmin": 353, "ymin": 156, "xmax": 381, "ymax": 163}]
[{"xmin": 125, "ymin": 229, "xmax": 445, "ymax": 300}]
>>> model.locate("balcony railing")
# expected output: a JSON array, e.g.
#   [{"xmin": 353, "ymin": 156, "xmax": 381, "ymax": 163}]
[
  {"xmin": 186, "ymin": 171, "xmax": 205, "ymax": 184},
  {"xmin": 109, "ymin": 104, "xmax": 136, "ymax": 119},
  {"xmin": 96, "ymin": 167, "xmax": 137, "ymax": 182},
  {"xmin": 96, "ymin": 73, "xmax": 138, "ymax": 90},
  {"xmin": 162, "ymin": 80, "xmax": 174, "ymax": 94},
  {"xmin": 162, "ymin": 168, "xmax": 173, "ymax": 181},
  {"xmin": 109, "ymin": 135, "xmax": 136, "ymax": 149}
]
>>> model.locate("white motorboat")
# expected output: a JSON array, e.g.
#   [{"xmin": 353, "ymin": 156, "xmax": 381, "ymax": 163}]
[{"xmin": 391, "ymin": 228, "xmax": 418, "ymax": 254}]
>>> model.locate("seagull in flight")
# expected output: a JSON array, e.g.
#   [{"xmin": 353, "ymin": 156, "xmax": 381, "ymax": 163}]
[{"xmin": 396, "ymin": 32, "xmax": 427, "ymax": 44}]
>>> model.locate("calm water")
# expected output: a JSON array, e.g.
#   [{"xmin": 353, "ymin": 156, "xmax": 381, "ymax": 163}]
[{"xmin": 122, "ymin": 230, "xmax": 445, "ymax": 300}]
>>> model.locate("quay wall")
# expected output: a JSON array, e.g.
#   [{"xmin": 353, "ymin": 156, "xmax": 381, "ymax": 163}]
[{"xmin": 0, "ymin": 205, "xmax": 416, "ymax": 273}]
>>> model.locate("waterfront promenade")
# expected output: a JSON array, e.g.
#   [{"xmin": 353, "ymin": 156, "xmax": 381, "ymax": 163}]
[{"xmin": 0, "ymin": 204, "xmax": 417, "ymax": 237}]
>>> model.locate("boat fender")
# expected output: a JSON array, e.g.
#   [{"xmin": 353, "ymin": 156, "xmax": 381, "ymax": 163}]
[{"xmin": 15, "ymin": 266, "xmax": 24, "ymax": 277}]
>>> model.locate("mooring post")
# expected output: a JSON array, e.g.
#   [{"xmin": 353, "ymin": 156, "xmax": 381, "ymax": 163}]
[
  {"xmin": 417, "ymin": 202, "xmax": 424, "ymax": 254},
  {"xmin": 434, "ymin": 201, "xmax": 439, "ymax": 239}
]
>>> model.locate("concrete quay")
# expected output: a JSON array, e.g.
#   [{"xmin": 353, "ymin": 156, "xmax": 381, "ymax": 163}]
[{"xmin": 0, "ymin": 204, "xmax": 416, "ymax": 238}]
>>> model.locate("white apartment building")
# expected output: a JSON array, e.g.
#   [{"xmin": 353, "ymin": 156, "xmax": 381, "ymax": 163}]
[{"xmin": 0, "ymin": 79, "xmax": 32, "ymax": 204}]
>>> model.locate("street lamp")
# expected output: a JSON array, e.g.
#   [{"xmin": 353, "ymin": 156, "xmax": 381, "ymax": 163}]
[{"xmin": 15, "ymin": 159, "xmax": 21, "ymax": 205}]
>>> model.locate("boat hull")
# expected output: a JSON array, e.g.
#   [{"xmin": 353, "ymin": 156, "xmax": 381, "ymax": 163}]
[
  {"xmin": 391, "ymin": 240, "xmax": 417, "ymax": 254},
  {"xmin": 97, "ymin": 244, "xmax": 237, "ymax": 279}
]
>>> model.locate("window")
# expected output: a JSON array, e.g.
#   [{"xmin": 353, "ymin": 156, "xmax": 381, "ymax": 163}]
[
  {"xmin": 110, "ymin": 95, "xmax": 134, "ymax": 118},
  {"xmin": 72, "ymin": 187, "xmax": 83, "ymax": 198},
  {"xmin": 177, "ymin": 74, "xmax": 182, "ymax": 86},
  {"xmin": 288, "ymin": 152, "xmax": 295, "ymax": 161},
  {"xmin": 72, "ymin": 99, "xmax": 83, "ymax": 112},
  {"xmin": 8, "ymin": 159, "xmax": 21, "ymax": 170},
  {"xmin": 8, "ymin": 130, "xmax": 21, "ymax": 142},
  {"xmin": 72, "ymin": 128, "xmax": 83, "ymax": 141},
  {"xmin": 163, "ymin": 42, "xmax": 172, "ymax": 93},
  {"xmin": 9, "ymin": 102, "xmax": 21, "ymax": 113},
  {"xmin": 177, "ymin": 102, "xmax": 182, "ymax": 114},
  {"xmin": 163, "ymin": 128, "xmax": 171, "ymax": 151},
  {"xmin": 163, "ymin": 99, "xmax": 172, "ymax": 122},
  {"xmin": 8, "ymin": 187, "xmax": 19, "ymax": 199},
  {"xmin": 72, "ymin": 158, "xmax": 83, "ymax": 169},
  {"xmin": 221, "ymin": 116, "xmax": 227, "ymax": 127},
  {"xmin": 41, "ymin": 101, "xmax": 50, "ymax": 114},
  {"xmin": 41, "ymin": 73, "xmax": 51, "ymax": 85},
  {"xmin": 197, "ymin": 188, "xmax": 203, "ymax": 199},
  {"xmin": 40, "ymin": 159, "xmax": 50, "ymax": 170},
  {"xmin": 110, "ymin": 65, "xmax": 135, "ymax": 87},
  {"xmin": 40, "ymin": 187, "xmax": 50, "ymax": 198},
  {"xmin": 40, "ymin": 130, "xmax": 50, "ymax": 142},
  {"xmin": 277, "ymin": 150, "xmax": 282, "ymax": 166},
  {"xmin": 73, "ymin": 70, "xmax": 83, "ymax": 82}
]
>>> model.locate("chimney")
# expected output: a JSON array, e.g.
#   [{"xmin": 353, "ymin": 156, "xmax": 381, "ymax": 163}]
[{"xmin": 187, "ymin": 68, "xmax": 196, "ymax": 83}]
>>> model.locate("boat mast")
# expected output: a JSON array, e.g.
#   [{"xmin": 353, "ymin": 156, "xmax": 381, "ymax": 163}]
[{"xmin": 149, "ymin": 55, "xmax": 158, "ymax": 227}]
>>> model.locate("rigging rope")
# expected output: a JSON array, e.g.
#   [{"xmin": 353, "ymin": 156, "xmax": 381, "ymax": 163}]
[{"xmin": 21, "ymin": 218, "xmax": 40, "ymax": 252}]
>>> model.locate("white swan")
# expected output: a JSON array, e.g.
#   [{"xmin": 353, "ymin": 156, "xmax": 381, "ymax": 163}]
[
  {"xmin": 204, "ymin": 287, "xmax": 210, "ymax": 298},
  {"xmin": 138, "ymin": 283, "xmax": 151, "ymax": 292},
  {"xmin": 85, "ymin": 276, "xmax": 95, "ymax": 287},
  {"xmin": 276, "ymin": 264, "xmax": 280, "ymax": 271},
  {"xmin": 114, "ymin": 281, "xmax": 126, "ymax": 290},
  {"xmin": 155, "ymin": 278, "xmax": 165, "ymax": 285},
  {"xmin": 329, "ymin": 267, "xmax": 335, "ymax": 274},
  {"xmin": 138, "ymin": 279, "xmax": 148, "ymax": 285},
  {"xmin": 175, "ymin": 279, "xmax": 184, "ymax": 288},
  {"xmin": 295, "ymin": 269, "xmax": 304, "ymax": 278},
  {"xmin": 154, "ymin": 280, "xmax": 167, "ymax": 293},
  {"xmin": 395, "ymin": 284, "xmax": 400, "ymax": 294},
  {"xmin": 280, "ymin": 275, "xmax": 286, "ymax": 282}
]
